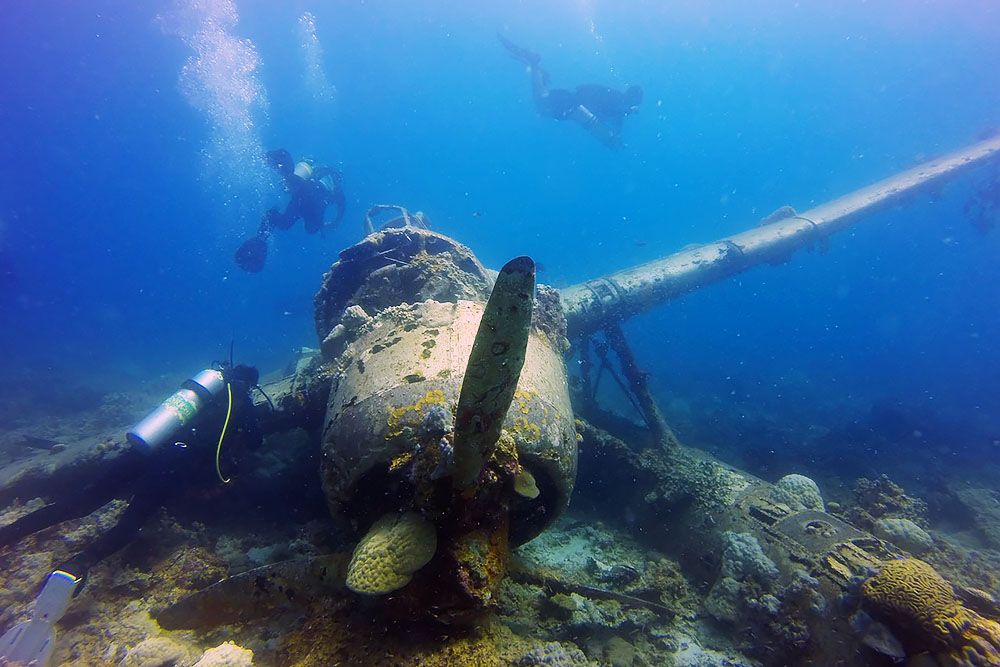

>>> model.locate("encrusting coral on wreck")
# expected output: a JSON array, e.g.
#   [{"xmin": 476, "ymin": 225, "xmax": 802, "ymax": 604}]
[
  {"xmin": 840, "ymin": 474, "xmax": 929, "ymax": 531},
  {"xmin": 704, "ymin": 531, "xmax": 779, "ymax": 624}
]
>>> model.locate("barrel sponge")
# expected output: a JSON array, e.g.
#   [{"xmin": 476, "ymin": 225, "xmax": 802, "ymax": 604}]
[
  {"xmin": 346, "ymin": 512, "xmax": 437, "ymax": 595},
  {"xmin": 861, "ymin": 558, "xmax": 1000, "ymax": 664}
]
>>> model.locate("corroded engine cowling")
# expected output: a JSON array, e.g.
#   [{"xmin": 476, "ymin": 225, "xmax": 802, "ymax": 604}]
[{"xmin": 314, "ymin": 228, "xmax": 576, "ymax": 545}]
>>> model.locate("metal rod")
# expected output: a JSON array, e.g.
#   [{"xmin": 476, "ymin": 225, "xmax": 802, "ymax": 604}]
[
  {"xmin": 560, "ymin": 134, "xmax": 1000, "ymax": 337},
  {"xmin": 604, "ymin": 323, "xmax": 680, "ymax": 449}
]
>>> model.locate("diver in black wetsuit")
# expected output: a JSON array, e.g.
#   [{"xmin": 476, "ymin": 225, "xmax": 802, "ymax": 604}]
[
  {"xmin": 235, "ymin": 148, "xmax": 347, "ymax": 273},
  {"xmin": 498, "ymin": 34, "xmax": 643, "ymax": 149},
  {"xmin": 0, "ymin": 364, "xmax": 262, "ymax": 586}
]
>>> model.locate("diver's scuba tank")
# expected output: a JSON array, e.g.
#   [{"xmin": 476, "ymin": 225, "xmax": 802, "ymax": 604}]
[
  {"xmin": 295, "ymin": 159, "xmax": 338, "ymax": 193},
  {"xmin": 126, "ymin": 369, "xmax": 227, "ymax": 452},
  {"xmin": 293, "ymin": 160, "xmax": 314, "ymax": 180}
]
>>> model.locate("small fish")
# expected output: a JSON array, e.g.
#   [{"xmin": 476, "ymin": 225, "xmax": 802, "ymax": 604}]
[
  {"xmin": 633, "ymin": 240, "xmax": 647, "ymax": 247},
  {"xmin": 283, "ymin": 311, "xmax": 293, "ymax": 316},
  {"xmin": 472, "ymin": 211, "xmax": 482, "ymax": 218},
  {"xmin": 535, "ymin": 262, "xmax": 546, "ymax": 273}
]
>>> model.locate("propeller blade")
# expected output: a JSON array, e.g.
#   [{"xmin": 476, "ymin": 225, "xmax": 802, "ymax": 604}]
[{"xmin": 452, "ymin": 256, "xmax": 535, "ymax": 488}]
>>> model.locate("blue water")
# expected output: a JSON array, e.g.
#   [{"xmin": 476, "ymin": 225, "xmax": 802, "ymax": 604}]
[{"xmin": 2, "ymin": 0, "xmax": 999, "ymax": 474}]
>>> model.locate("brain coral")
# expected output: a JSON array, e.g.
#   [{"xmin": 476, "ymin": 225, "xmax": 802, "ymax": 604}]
[
  {"xmin": 346, "ymin": 512, "xmax": 437, "ymax": 595},
  {"xmin": 861, "ymin": 558, "xmax": 1000, "ymax": 664},
  {"xmin": 772, "ymin": 474, "xmax": 825, "ymax": 511}
]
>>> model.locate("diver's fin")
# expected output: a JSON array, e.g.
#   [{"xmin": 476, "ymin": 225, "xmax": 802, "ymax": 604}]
[
  {"xmin": 452, "ymin": 256, "xmax": 535, "ymax": 488},
  {"xmin": 0, "ymin": 570, "xmax": 81, "ymax": 667},
  {"xmin": 497, "ymin": 33, "xmax": 540, "ymax": 67},
  {"xmin": 154, "ymin": 554, "xmax": 349, "ymax": 630},
  {"xmin": 235, "ymin": 233, "xmax": 268, "ymax": 273}
]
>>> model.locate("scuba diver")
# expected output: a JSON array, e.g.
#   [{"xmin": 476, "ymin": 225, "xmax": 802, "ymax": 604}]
[
  {"xmin": 0, "ymin": 361, "xmax": 263, "ymax": 666},
  {"xmin": 498, "ymin": 34, "xmax": 643, "ymax": 149},
  {"xmin": 235, "ymin": 148, "xmax": 347, "ymax": 273}
]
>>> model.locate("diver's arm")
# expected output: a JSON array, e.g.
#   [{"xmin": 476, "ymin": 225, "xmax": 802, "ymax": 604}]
[{"xmin": 569, "ymin": 105, "xmax": 623, "ymax": 149}]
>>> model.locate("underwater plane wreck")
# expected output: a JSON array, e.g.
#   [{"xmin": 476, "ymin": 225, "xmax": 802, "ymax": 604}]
[{"xmin": 3, "ymin": 133, "xmax": 1000, "ymax": 666}]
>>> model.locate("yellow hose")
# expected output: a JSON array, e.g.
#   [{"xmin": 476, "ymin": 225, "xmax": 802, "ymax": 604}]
[{"xmin": 215, "ymin": 383, "xmax": 233, "ymax": 484}]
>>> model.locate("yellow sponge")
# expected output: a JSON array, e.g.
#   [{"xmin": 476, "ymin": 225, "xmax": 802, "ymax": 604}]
[
  {"xmin": 346, "ymin": 512, "xmax": 437, "ymax": 595},
  {"xmin": 514, "ymin": 468, "xmax": 540, "ymax": 499}
]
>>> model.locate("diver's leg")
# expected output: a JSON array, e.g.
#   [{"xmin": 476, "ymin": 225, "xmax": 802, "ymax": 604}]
[
  {"xmin": 303, "ymin": 207, "xmax": 324, "ymax": 235},
  {"xmin": 497, "ymin": 34, "xmax": 556, "ymax": 117},
  {"xmin": 530, "ymin": 66, "xmax": 553, "ymax": 115},
  {"xmin": 265, "ymin": 206, "xmax": 296, "ymax": 231}
]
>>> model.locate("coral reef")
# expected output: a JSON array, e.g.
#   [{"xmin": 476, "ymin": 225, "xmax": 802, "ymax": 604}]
[
  {"xmin": 860, "ymin": 558, "xmax": 1000, "ymax": 664},
  {"xmin": 193, "ymin": 641, "xmax": 254, "ymax": 666},
  {"xmin": 603, "ymin": 636, "xmax": 636, "ymax": 667},
  {"xmin": 507, "ymin": 516, "xmax": 740, "ymax": 666},
  {"xmin": 531, "ymin": 285, "xmax": 571, "ymax": 354},
  {"xmin": 873, "ymin": 517, "xmax": 934, "ymax": 555},
  {"xmin": 948, "ymin": 484, "xmax": 1000, "ymax": 550},
  {"xmin": 703, "ymin": 532, "xmax": 830, "ymax": 664},
  {"xmin": 543, "ymin": 591, "xmax": 653, "ymax": 633},
  {"xmin": 313, "ymin": 227, "xmax": 494, "ymax": 343},
  {"xmin": 279, "ymin": 610, "xmax": 532, "ymax": 666},
  {"xmin": 515, "ymin": 641, "xmax": 595, "ymax": 666},
  {"xmin": 923, "ymin": 538, "xmax": 1000, "ymax": 598},
  {"xmin": 671, "ymin": 635, "xmax": 751, "ymax": 667},
  {"xmin": 841, "ymin": 474, "xmax": 928, "ymax": 531},
  {"xmin": 719, "ymin": 531, "xmax": 779, "ymax": 582},
  {"xmin": 346, "ymin": 512, "xmax": 437, "ymax": 594},
  {"xmin": 770, "ymin": 473, "xmax": 824, "ymax": 511},
  {"xmin": 118, "ymin": 636, "xmax": 199, "ymax": 667},
  {"xmin": 321, "ymin": 304, "xmax": 371, "ymax": 359}
]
